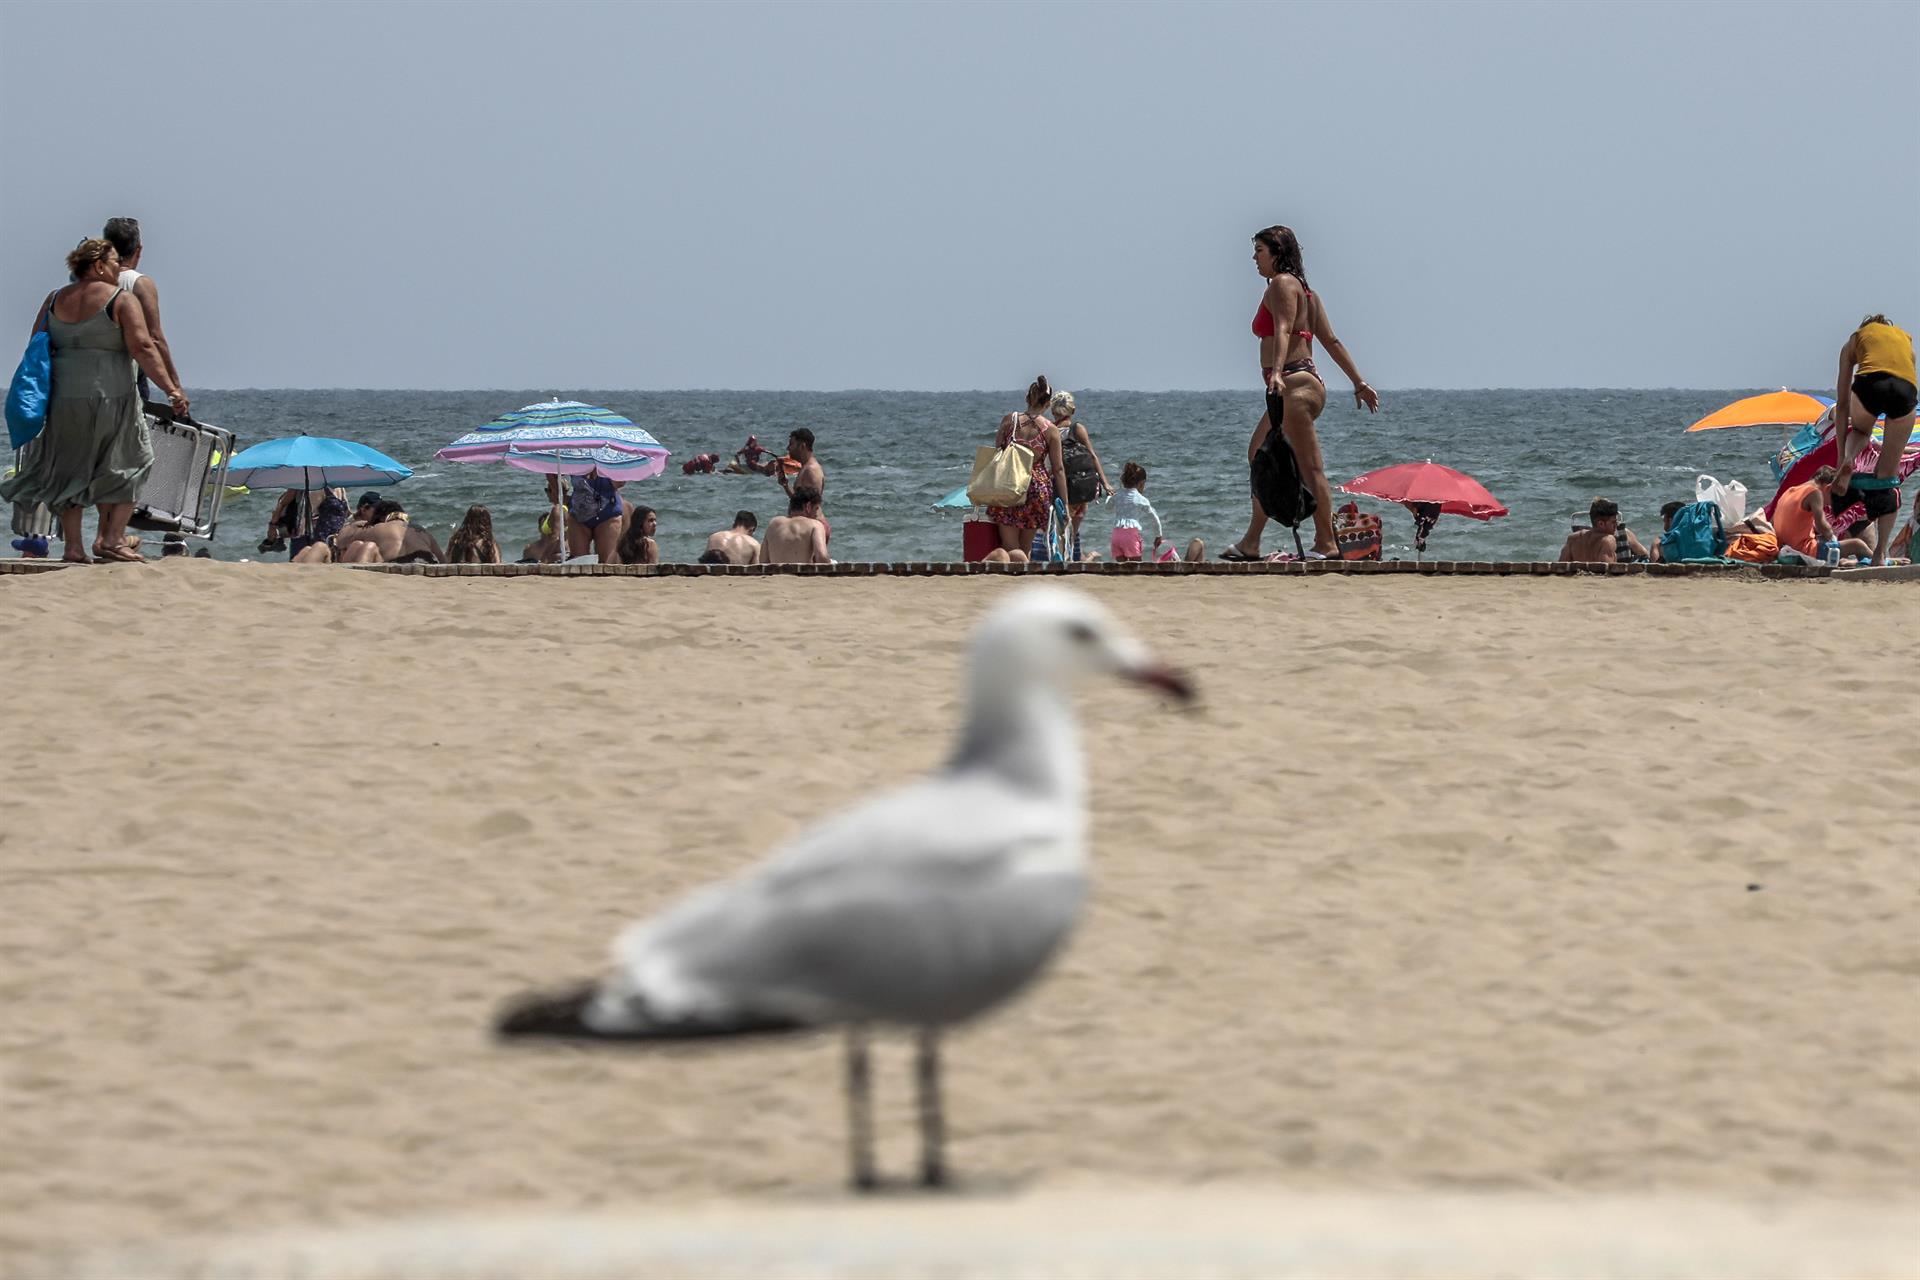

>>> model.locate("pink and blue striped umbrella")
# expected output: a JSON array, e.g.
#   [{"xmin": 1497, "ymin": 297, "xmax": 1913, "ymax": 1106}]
[{"xmin": 436, "ymin": 399, "xmax": 671, "ymax": 481}]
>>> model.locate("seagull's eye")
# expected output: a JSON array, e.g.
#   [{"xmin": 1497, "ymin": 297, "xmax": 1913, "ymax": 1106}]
[{"xmin": 1065, "ymin": 621, "xmax": 1098, "ymax": 646}]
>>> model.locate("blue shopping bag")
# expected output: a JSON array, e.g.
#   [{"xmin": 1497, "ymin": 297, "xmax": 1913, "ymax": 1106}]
[{"xmin": 6, "ymin": 299, "xmax": 54, "ymax": 450}]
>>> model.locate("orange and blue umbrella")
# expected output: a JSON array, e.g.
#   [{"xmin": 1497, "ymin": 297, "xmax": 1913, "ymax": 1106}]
[{"xmin": 1687, "ymin": 389, "xmax": 1834, "ymax": 432}]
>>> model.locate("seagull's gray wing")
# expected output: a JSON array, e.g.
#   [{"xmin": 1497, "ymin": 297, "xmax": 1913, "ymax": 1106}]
[{"xmin": 592, "ymin": 771, "xmax": 1086, "ymax": 1030}]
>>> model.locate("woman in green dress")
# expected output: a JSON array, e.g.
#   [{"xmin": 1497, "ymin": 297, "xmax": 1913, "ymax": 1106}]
[{"xmin": 4, "ymin": 238, "xmax": 188, "ymax": 562}]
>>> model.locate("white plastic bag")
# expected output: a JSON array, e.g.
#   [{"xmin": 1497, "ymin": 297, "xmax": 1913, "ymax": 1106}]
[{"xmin": 1696, "ymin": 474, "xmax": 1747, "ymax": 526}]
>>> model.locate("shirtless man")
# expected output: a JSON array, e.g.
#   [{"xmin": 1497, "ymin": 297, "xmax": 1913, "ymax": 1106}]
[
  {"xmin": 778, "ymin": 428, "xmax": 825, "ymax": 500},
  {"xmin": 101, "ymin": 217, "xmax": 183, "ymax": 410},
  {"xmin": 1558, "ymin": 497, "xmax": 1643, "ymax": 563},
  {"xmin": 291, "ymin": 491, "xmax": 382, "ymax": 563},
  {"xmin": 763, "ymin": 487, "xmax": 831, "ymax": 565},
  {"xmin": 704, "ymin": 510, "xmax": 762, "ymax": 565},
  {"xmin": 333, "ymin": 500, "xmax": 444, "ymax": 563}
]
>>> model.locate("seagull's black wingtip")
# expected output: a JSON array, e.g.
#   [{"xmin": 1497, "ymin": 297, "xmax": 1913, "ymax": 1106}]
[
  {"xmin": 495, "ymin": 980, "xmax": 603, "ymax": 1041},
  {"xmin": 495, "ymin": 981, "xmax": 815, "ymax": 1044}
]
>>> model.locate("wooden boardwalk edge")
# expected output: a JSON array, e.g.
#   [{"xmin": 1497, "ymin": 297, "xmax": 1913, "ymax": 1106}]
[{"xmin": 1, "ymin": 558, "xmax": 1880, "ymax": 580}]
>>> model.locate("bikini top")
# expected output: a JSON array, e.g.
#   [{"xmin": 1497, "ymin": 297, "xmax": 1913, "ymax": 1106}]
[
  {"xmin": 1251, "ymin": 280, "xmax": 1314, "ymax": 343},
  {"xmin": 1004, "ymin": 411, "xmax": 1051, "ymax": 449}
]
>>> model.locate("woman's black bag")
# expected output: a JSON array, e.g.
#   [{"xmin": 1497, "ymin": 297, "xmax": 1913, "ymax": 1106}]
[
  {"xmin": 1059, "ymin": 429, "xmax": 1101, "ymax": 505},
  {"xmin": 1251, "ymin": 427, "xmax": 1315, "ymax": 542}
]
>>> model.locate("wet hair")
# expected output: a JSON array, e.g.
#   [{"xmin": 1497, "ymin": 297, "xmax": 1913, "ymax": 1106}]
[
  {"xmin": 789, "ymin": 485, "xmax": 822, "ymax": 514},
  {"xmin": 733, "ymin": 510, "xmax": 757, "ymax": 531},
  {"xmin": 1859, "ymin": 313, "xmax": 1891, "ymax": 328},
  {"xmin": 697, "ymin": 548, "xmax": 730, "ymax": 565},
  {"xmin": 446, "ymin": 504, "xmax": 498, "ymax": 564},
  {"xmin": 617, "ymin": 505, "xmax": 658, "ymax": 565},
  {"xmin": 1026, "ymin": 374, "xmax": 1052, "ymax": 410},
  {"xmin": 1253, "ymin": 225, "xmax": 1309, "ymax": 289},
  {"xmin": 101, "ymin": 217, "xmax": 141, "ymax": 260},
  {"xmin": 66, "ymin": 238, "xmax": 116, "ymax": 279},
  {"xmin": 1660, "ymin": 500, "xmax": 1686, "ymax": 528},
  {"xmin": 788, "ymin": 427, "xmax": 815, "ymax": 449},
  {"xmin": 1121, "ymin": 460, "xmax": 1147, "ymax": 489},
  {"xmin": 1588, "ymin": 497, "xmax": 1619, "ymax": 522},
  {"xmin": 372, "ymin": 500, "xmax": 406, "ymax": 523},
  {"xmin": 1814, "ymin": 465, "xmax": 1838, "ymax": 485}
]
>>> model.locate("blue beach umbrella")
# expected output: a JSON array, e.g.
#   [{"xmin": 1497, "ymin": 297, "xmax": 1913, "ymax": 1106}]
[
  {"xmin": 225, "ymin": 435, "xmax": 412, "ymax": 490},
  {"xmin": 934, "ymin": 484, "xmax": 973, "ymax": 510}
]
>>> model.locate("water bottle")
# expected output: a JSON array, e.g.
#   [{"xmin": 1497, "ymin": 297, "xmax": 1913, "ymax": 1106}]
[{"xmin": 1820, "ymin": 540, "xmax": 1841, "ymax": 566}]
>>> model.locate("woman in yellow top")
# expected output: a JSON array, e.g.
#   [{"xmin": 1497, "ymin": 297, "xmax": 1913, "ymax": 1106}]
[{"xmin": 1832, "ymin": 314, "xmax": 1917, "ymax": 565}]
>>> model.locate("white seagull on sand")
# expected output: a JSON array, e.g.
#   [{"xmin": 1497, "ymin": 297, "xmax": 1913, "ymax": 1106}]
[{"xmin": 496, "ymin": 586, "xmax": 1194, "ymax": 1189}]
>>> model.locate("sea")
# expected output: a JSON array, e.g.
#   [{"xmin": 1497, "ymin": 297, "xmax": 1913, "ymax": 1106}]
[{"xmin": 85, "ymin": 389, "xmax": 1799, "ymax": 563}]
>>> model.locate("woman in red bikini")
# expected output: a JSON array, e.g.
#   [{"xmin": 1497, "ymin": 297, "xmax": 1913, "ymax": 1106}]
[{"xmin": 1222, "ymin": 225, "xmax": 1379, "ymax": 560}]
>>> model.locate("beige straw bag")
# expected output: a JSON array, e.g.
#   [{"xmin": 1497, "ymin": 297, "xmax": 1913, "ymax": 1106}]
[{"xmin": 966, "ymin": 414, "xmax": 1037, "ymax": 506}]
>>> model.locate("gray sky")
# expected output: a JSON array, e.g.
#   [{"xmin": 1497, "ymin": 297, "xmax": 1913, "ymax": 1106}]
[{"xmin": 2, "ymin": 0, "xmax": 1914, "ymax": 390}]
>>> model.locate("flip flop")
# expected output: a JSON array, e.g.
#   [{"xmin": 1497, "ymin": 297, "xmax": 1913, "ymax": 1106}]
[
  {"xmin": 97, "ymin": 546, "xmax": 146, "ymax": 563},
  {"xmin": 1218, "ymin": 546, "xmax": 1259, "ymax": 562},
  {"xmin": 1303, "ymin": 550, "xmax": 1331, "ymax": 561}
]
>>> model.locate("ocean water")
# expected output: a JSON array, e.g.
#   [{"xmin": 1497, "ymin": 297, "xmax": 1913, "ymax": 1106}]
[{"xmin": 117, "ymin": 389, "xmax": 1793, "ymax": 563}]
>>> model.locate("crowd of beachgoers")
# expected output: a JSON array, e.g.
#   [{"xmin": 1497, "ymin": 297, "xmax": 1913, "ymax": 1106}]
[{"xmin": 8, "ymin": 219, "xmax": 1915, "ymax": 570}]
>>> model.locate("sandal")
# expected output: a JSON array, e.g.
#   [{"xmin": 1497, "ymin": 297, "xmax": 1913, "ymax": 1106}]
[
  {"xmin": 97, "ymin": 545, "xmax": 146, "ymax": 563},
  {"xmin": 1218, "ymin": 546, "xmax": 1259, "ymax": 562}
]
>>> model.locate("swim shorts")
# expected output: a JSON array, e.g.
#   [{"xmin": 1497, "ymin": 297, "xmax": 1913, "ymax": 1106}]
[
  {"xmin": 1830, "ymin": 481, "xmax": 1901, "ymax": 521},
  {"xmin": 1853, "ymin": 372, "xmax": 1918, "ymax": 420}
]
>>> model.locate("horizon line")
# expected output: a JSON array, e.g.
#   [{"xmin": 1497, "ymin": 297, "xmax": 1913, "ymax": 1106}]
[{"xmin": 183, "ymin": 385, "xmax": 1815, "ymax": 396}]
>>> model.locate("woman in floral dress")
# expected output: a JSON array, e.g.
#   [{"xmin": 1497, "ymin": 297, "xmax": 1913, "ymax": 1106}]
[{"xmin": 984, "ymin": 374, "xmax": 1070, "ymax": 560}]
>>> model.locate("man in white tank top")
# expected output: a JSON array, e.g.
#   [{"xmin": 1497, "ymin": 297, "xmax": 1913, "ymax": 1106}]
[{"xmin": 102, "ymin": 217, "xmax": 183, "ymax": 407}]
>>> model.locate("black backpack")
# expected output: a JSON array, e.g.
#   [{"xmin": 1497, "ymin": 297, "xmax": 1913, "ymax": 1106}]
[
  {"xmin": 1250, "ymin": 429, "xmax": 1316, "ymax": 551},
  {"xmin": 1059, "ymin": 432, "xmax": 1101, "ymax": 504}
]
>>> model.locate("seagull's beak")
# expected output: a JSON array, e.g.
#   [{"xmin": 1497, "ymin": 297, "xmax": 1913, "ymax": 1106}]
[{"xmin": 1125, "ymin": 663, "xmax": 1195, "ymax": 703}]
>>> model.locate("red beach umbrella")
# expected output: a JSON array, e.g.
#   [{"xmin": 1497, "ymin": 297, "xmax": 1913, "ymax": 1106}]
[
  {"xmin": 1340, "ymin": 461, "xmax": 1508, "ymax": 559},
  {"xmin": 1341, "ymin": 461, "xmax": 1509, "ymax": 518}
]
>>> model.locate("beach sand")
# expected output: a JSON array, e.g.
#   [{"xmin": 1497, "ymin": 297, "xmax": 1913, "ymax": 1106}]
[{"xmin": 2, "ymin": 564, "xmax": 1915, "ymax": 1276}]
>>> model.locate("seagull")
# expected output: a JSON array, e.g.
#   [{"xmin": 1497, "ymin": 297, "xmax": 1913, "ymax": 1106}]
[{"xmin": 496, "ymin": 586, "xmax": 1194, "ymax": 1190}]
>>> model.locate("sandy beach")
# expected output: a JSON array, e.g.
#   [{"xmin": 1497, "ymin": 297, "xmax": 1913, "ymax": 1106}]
[{"xmin": 2, "ymin": 564, "xmax": 1916, "ymax": 1276}]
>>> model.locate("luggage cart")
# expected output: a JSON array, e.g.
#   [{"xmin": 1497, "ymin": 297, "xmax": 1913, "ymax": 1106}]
[{"xmin": 131, "ymin": 411, "xmax": 235, "ymax": 543}]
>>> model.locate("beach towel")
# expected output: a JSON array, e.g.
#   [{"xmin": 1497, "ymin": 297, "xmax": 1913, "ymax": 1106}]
[{"xmin": 1723, "ymin": 531, "xmax": 1779, "ymax": 564}]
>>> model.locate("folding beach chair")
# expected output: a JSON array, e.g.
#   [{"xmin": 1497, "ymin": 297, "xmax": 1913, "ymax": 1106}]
[{"xmin": 131, "ymin": 411, "xmax": 235, "ymax": 542}]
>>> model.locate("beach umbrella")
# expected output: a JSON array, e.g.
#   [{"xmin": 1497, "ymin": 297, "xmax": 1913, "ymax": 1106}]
[
  {"xmin": 436, "ymin": 399, "xmax": 669, "ymax": 556},
  {"xmin": 1762, "ymin": 431, "xmax": 1920, "ymax": 523},
  {"xmin": 934, "ymin": 484, "xmax": 973, "ymax": 510},
  {"xmin": 1339, "ymin": 460, "xmax": 1508, "ymax": 560},
  {"xmin": 436, "ymin": 399, "xmax": 670, "ymax": 481},
  {"xmin": 1687, "ymin": 389, "xmax": 1834, "ymax": 432},
  {"xmin": 225, "ymin": 435, "xmax": 411, "ymax": 490}
]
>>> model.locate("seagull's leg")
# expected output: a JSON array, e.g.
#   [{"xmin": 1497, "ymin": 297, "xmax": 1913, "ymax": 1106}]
[
  {"xmin": 915, "ymin": 1026, "xmax": 947, "ymax": 1189},
  {"xmin": 845, "ymin": 1024, "xmax": 877, "ymax": 1191}
]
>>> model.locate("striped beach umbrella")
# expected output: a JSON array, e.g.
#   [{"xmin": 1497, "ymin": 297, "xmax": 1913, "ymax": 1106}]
[
  {"xmin": 436, "ymin": 399, "xmax": 670, "ymax": 481},
  {"xmin": 1686, "ymin": 389, "xmax": 1834, "ymax": 432}
]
